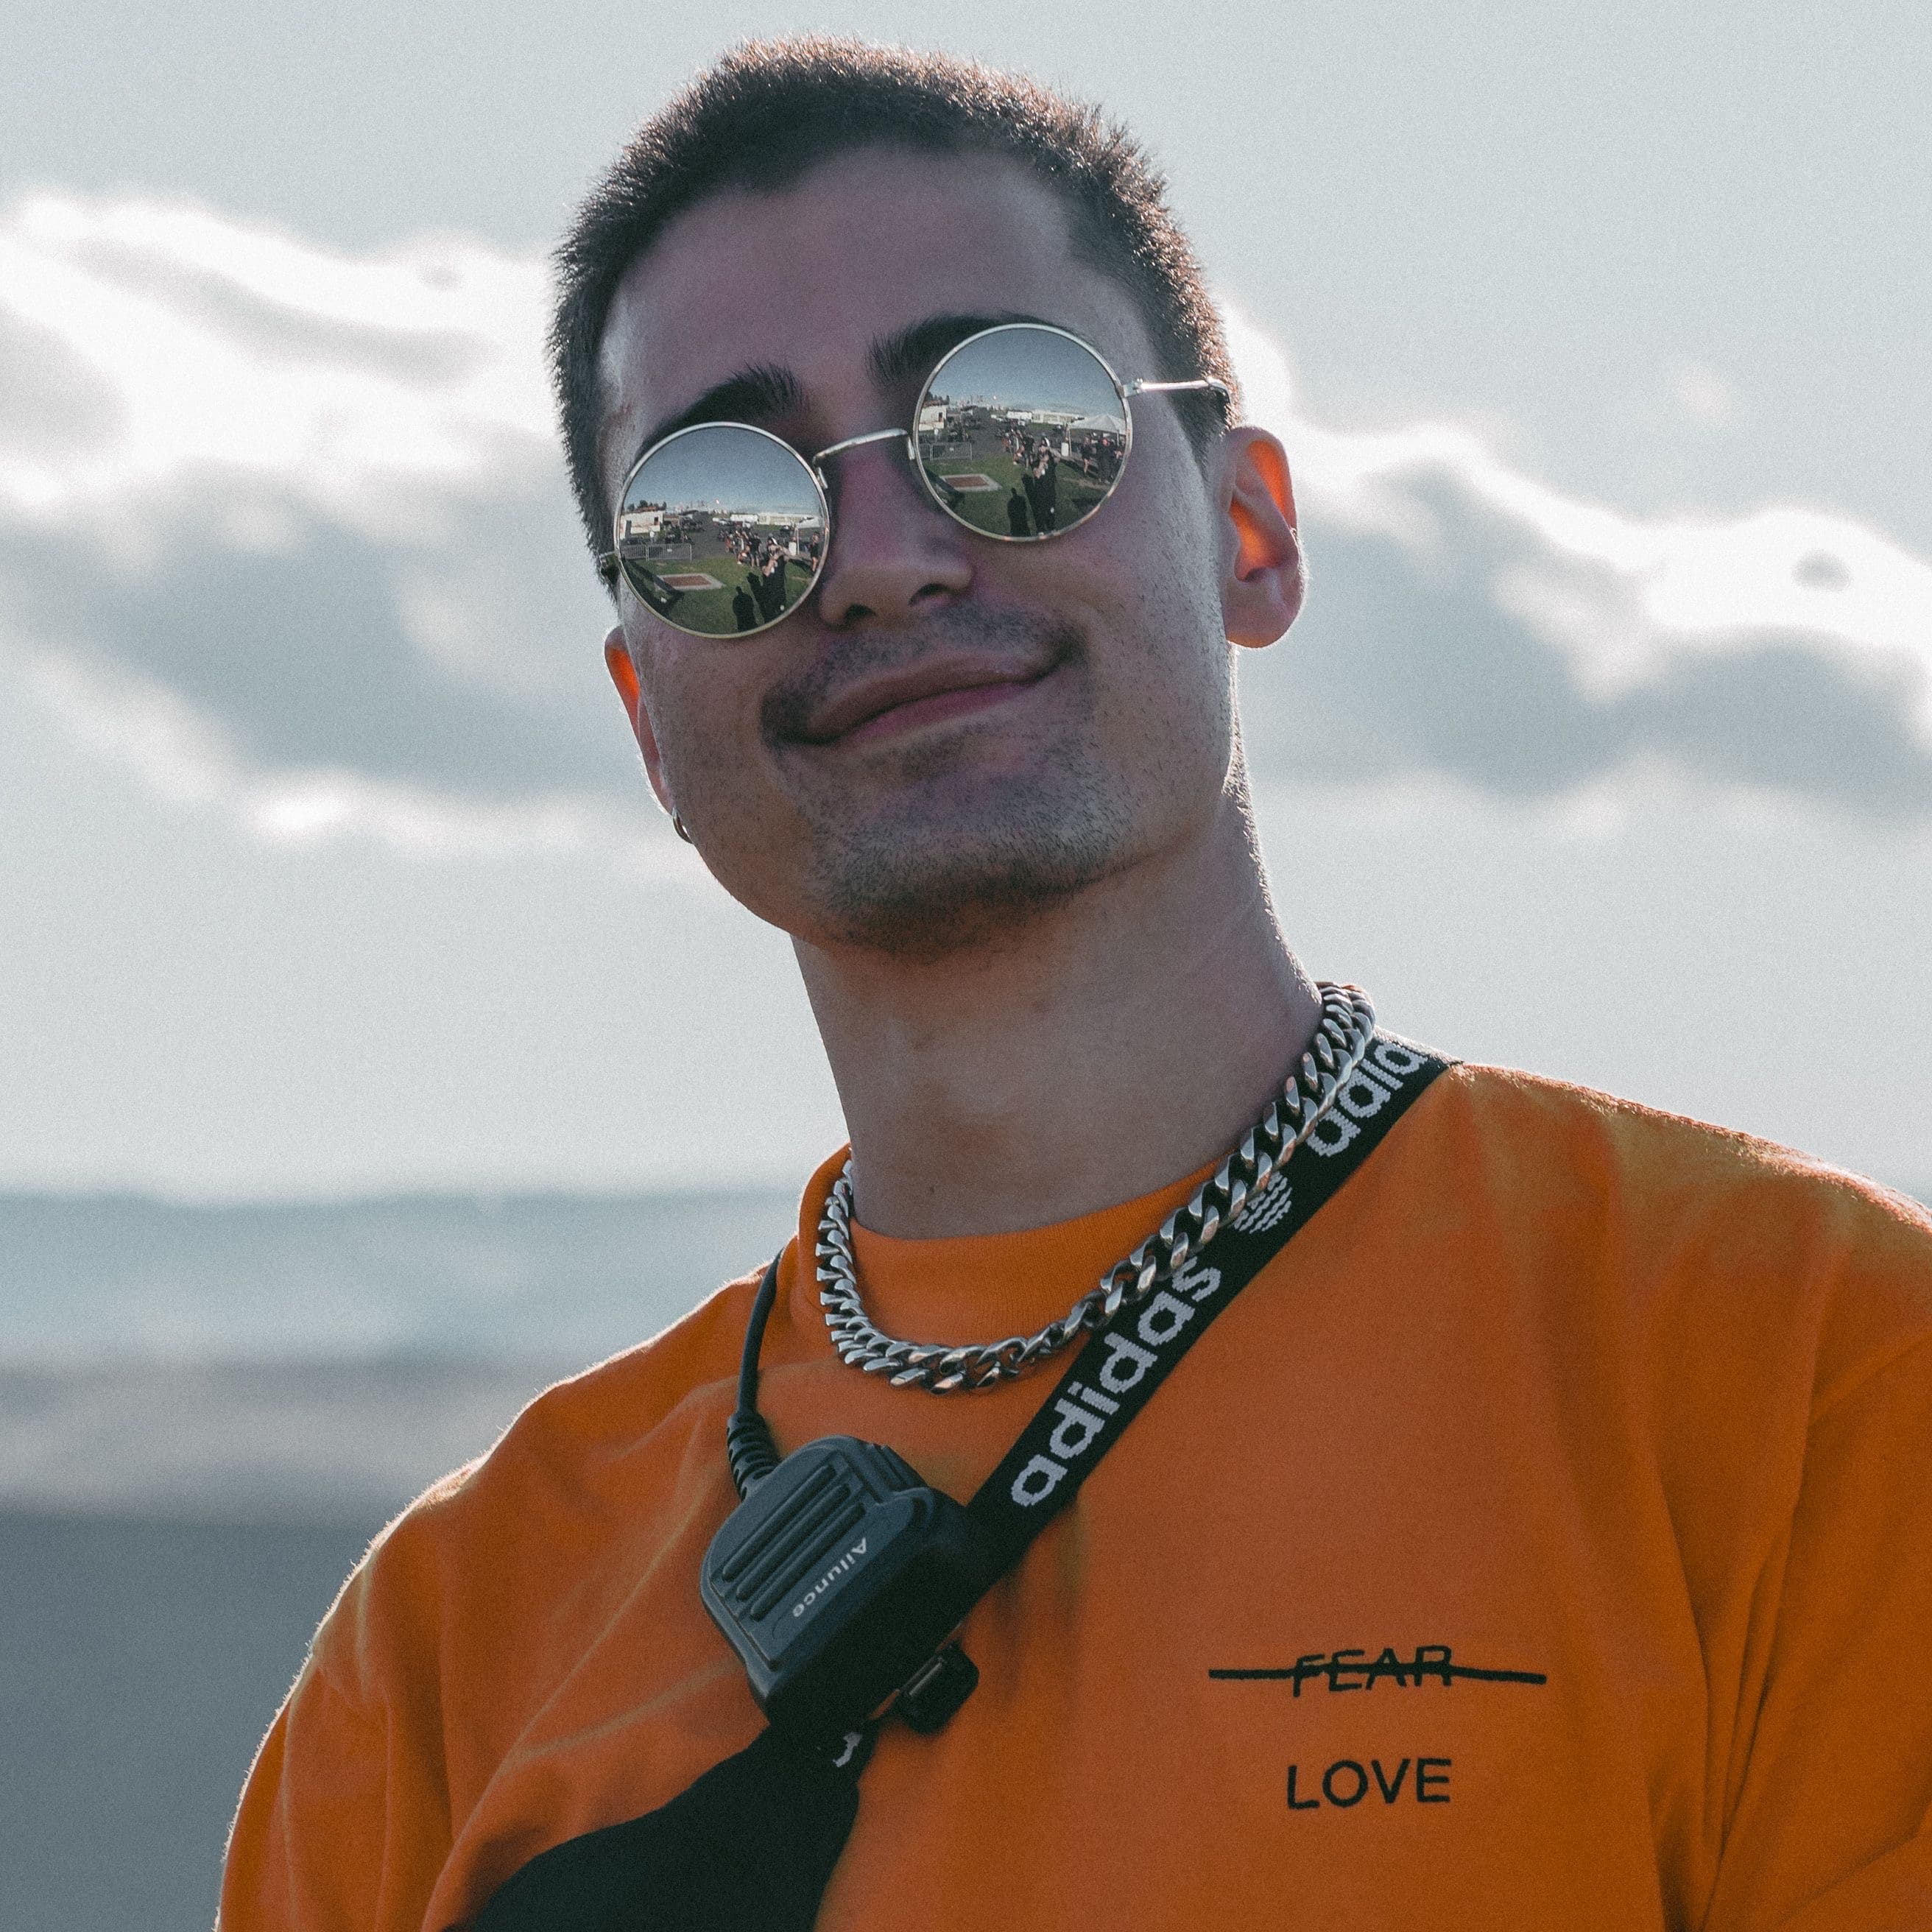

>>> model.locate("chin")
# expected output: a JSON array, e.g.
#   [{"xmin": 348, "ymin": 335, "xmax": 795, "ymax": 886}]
[{"xmin": 805, "ymin": 774, "xmax": 1138, "ymax": 961}]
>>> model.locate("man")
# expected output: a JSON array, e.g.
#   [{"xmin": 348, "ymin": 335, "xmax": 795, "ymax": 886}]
[
  {"xmin": 1031, "ymin": 439, "xmax": 1060, "ymax": 532},
  {"xmin": 1020, "ymin": 434, "xmax": 1052, "ymax": 535},
  {"xmin": 222, "ymin": 38, "xmax": 1932, "ymax": 1932},
  {"xmin": 759, "ymin": 538, "xmax": 789, "ymax": 621}
]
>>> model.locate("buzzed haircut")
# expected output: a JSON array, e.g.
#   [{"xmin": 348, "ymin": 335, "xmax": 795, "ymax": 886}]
[{"xmin": 550, "ymin": 35, "xmax": 1237, "ymax": 566}]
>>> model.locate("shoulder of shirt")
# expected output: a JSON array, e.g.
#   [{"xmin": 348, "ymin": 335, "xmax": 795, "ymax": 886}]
[
  {"xmin": 300, "ymin": 1259, "xmax": 771, "ymax": 1700},
  {"xmin": 1413, "ymin": 1059, "xmax": 1932, "ymax": 1405},
  {"xmin": 1431, "ymin": 1057, "xmax": 1930, "ymax": 1232}
]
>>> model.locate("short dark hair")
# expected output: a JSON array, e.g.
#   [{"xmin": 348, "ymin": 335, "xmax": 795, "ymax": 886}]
[{"xmin": 549, "ymin": 35, "xmax": 1237, "ymax": 563}]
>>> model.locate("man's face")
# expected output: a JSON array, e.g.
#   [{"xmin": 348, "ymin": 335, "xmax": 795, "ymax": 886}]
[{"xmin": 599, "ymin": 146, "xmax": 1241, "ymax": 956}]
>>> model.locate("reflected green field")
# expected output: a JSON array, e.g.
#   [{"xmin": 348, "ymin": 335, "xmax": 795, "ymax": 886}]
[
  {"xmin": 925, "ymin": 451, "xmax": 1109, "ymax": 536},
  {"xmin": 628, "ymin": 548, "xmax": 808, "ymax": 634}
]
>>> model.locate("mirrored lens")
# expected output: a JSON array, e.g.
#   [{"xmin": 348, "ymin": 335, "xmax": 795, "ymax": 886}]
[
  {"xmin": 916, "ymin": 326, "xmax": 1129, "ymax": 540},
  {"xmin": 615, "ymin": 424, "xmax": 826, "ymax": 636}
]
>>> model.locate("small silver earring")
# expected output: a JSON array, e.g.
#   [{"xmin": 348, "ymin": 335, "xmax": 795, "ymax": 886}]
[{"xmin": 671, "ymin": 810, "xmax": 693, "ymax": 845}]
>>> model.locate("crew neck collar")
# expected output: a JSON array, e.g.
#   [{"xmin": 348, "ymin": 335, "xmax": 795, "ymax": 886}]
[{"xmin": 788, "ymin": 1149, "xmax": 1216, "ymax": 1348}]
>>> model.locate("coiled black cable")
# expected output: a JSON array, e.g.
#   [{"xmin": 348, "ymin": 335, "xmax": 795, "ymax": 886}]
[{"xmin": 725, "ymin": 1255, "xmax": 783, "ymax": 1497}]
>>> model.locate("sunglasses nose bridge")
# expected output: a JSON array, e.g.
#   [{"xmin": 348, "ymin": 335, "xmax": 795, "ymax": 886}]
[
  {"xmin": 810, "ymin": 423, "xmax": 956, "ymax": 556},
  {"xmin": 809, "ymin": 429, "xmax": 978, "ymax": 629},
  {"xmin": 811, "ymin": 426, "xmax": 917, "ymax": 475}
]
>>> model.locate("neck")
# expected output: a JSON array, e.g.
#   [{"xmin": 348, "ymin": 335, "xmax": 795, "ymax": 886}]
[{"xmin": 794, "ymin": 790, "xmax": 1321, "ymax": 1239}]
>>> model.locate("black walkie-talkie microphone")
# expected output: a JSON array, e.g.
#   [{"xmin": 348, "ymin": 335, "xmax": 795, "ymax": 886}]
[{"xmin": 699, "ymin": 1259, "xmax": 984, "ymax": 1742}]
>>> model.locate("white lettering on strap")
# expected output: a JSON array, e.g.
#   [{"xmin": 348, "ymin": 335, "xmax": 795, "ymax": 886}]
[
  {"xmin": 1011, "ymin": 1454, "xmax": 1068, "ymax": 1507},
  {"xmin": 1136, "ymin": 1289, "xmax": 1195, "ymax": 1347},
  {"xmin": 1096, "ymin": 1331, "xmax": 1157, "ymax": 1395},
  {"xmin": 1047, "ymin": 1397, "xmax": 1106, "ymax": 1461},
  {"xmin": 1175, "ymin": 1259, "xmax": 1222, "ymax": 1303},
  {"xmin": 1307, "ymin": 1108, "xmax": 1361, "ymax": 1157}
]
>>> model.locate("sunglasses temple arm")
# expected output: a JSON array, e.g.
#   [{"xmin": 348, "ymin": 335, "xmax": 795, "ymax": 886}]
[{"xmin": 1127, "ymin": 377, "xmax": 1232, "ymax": 401}]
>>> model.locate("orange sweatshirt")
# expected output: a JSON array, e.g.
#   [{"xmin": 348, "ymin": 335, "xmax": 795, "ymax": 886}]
[{"xmin": 222, "ymin": 1065, "xmax": 1932, "ymax": 1930}]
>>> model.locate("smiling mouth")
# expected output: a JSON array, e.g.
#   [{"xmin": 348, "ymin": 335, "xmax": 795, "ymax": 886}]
[
  {"xmin": 761, "ymin": 616, "xmax": 1087, "ymax": 755},
  {"xmin": 830, "ymin": 666, "xmax": 1056, "ymax": 745}
]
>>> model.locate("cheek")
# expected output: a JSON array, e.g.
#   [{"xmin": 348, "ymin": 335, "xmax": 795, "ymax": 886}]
[
  {"xmin": 1101, "ymin": 495, "xmax": 1238, "ymax": 788},
  {"xmin": 1094, "ymin": 481, "xmax": 1230, "ymax": 692},
  {"xmin": 1097, "ymin": 425, "xmax": 1222, "ymax": 614},
  {"xmin": 636, "ymin": 643, "xmax": 765, "ymax": 805}
]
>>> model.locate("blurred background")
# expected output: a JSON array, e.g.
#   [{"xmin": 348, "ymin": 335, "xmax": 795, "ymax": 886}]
[{"xmin": 2, "ymin": 1, "xmax": 1928, "ymax": 1923}]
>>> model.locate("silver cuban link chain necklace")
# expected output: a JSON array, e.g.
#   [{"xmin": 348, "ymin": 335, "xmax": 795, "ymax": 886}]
[{"xmin": 816, "ymin": 981, "xmax": 1377, "ymax": 1392}]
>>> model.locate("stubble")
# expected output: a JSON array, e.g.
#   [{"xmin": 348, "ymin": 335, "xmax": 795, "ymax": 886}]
[{"xmin": 760, "ymin": 612, "xmax": 1139, "ymax": 961}]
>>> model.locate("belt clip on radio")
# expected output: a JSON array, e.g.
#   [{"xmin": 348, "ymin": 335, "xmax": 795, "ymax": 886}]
[{"xmin": 699, "ymin": 1261, "xmax": 984, "ymax": 1743}]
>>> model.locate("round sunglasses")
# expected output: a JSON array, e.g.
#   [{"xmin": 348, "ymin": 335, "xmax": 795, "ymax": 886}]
[{"xmin": 598, "ymin": 322, "xmax": 1230, "ymax": 638}]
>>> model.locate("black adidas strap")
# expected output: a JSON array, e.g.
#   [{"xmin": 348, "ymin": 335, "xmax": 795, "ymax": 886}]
[
  {"xmin": 963, "ymin": 1032, "xmax": 1446, "ymax": 1579},
  {"xmin": 472, "ymin": 1033, "xmax": 1448, "ymax": 1930}
]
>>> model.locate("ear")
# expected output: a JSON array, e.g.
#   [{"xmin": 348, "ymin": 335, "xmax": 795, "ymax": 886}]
[
  {"xmin": 1216, "ymin": 427, "xmax": 1303, "ymax": 649},
  {"xmin": 604, "ymin": 627, "xmax": 676, "ymax": 818}
]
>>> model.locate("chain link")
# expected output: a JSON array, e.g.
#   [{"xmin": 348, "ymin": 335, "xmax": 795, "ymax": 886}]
[{"xmin": 816, "ymin": 982, "xmax": 1377, "ymax": 1392}]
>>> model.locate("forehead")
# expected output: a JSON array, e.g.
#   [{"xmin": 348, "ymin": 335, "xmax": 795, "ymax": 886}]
[{"xmin": 598, "ymin": 147, "xmax": 1154, "ymax": 484}]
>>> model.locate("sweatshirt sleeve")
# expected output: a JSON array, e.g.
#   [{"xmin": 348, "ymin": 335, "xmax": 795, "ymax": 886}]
[
  {"xmin": 1702, "ymin": 1332, "xmax": 1932, "ymax": 1931},
  {"xmin": 219, "ymin": 1646, "xmax": 451, "ymax": 1932}
]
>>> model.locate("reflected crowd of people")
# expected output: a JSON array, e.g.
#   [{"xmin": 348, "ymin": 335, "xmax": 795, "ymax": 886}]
[
  {"xmin": 616, "ymin": 496, "xmax": 821, "ymax": 630},
  {"xmin": 919, "ymin": 397, "xmax": 1127, "ymax": 537},
  {"xmin": 722, "ymin": 523, "xmax": 819, "ymax": 629}
]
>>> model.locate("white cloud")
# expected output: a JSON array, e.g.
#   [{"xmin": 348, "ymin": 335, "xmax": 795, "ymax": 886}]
[
  {"xmin": 2, "ymin": 192, "xmax": 1929, "ymax": 837},
  {"xmin": 1224, "ymin": 300, "xmax": 1932, "ymax": 732},
  {"xmin": 0, "ymin": 188, "xmax": 642, "ymax": 855},
  {"xmin": 0, "ymin": 191, "xmax": 553, "ymax": 532},
  {"xmin": 13, "ymin": 635, "xmax": 686, "ymax": 868}
]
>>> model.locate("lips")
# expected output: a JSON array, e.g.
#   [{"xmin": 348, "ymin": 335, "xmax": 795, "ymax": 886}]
[{"xmin": 794, "ymin": 652, "xmax": 1056, "ymax": 744}]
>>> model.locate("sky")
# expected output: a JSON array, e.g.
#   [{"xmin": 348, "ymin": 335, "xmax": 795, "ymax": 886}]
[{"xmin": 1, "ymin": 0, "xmax": 1928, "ymax": 1201}]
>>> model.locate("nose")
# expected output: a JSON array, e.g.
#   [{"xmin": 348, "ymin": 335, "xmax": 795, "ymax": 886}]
[{"xmin": 812, "ymin": 438, "xmax": 973, "ymax": 629}]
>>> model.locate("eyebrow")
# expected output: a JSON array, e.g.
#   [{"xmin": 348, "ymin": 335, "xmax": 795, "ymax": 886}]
[
  {"xmin": 618, "ymin": 310, "xmax": 1060, "ymax": 480},
  {"xmin": 629, "ymin": 362, "xmax": 803, "ymax": 466},
  {"xmin": 867, "ymin": 310, "xmax": 1054, "ymax": 387}
]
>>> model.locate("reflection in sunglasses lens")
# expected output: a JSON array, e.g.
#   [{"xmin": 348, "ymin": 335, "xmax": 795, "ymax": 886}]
[
  {"xmin": 917, "ymin": 328, "xmax": 1129, "ymax": 540},
  {"xmin": 616, "ymin": 424, "xmax": 827, "ymax": 636}
]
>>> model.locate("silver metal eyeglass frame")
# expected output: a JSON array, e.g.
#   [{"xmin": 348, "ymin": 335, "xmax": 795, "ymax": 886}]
[{"xmin": 596, "ymin": 322, "xmax": 1230, "ymax": 633}]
